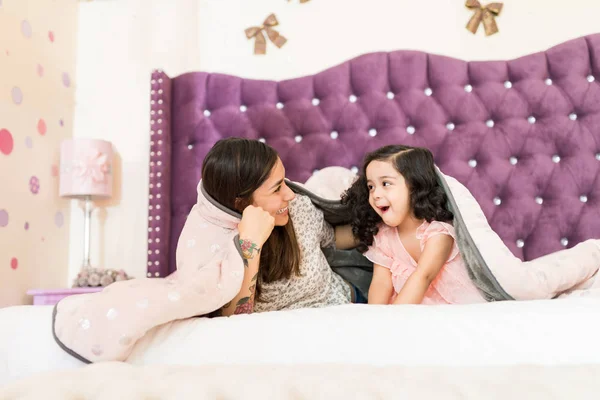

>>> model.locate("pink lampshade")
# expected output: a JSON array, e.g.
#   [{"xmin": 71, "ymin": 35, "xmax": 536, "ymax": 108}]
[{"xmin": 59, "ymin": 138, "xmax": 113, "ymax": 198}]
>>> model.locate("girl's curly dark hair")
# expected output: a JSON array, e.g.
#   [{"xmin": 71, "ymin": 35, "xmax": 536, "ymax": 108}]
[{"xmin": 341, "ymin": 144, "xmax": 454, "ymax": 253}]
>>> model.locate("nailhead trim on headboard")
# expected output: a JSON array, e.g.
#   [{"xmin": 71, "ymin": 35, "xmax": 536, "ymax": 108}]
[{"xmin": 146, "ymin": 69, "xmax": 172, "ymax": 278}]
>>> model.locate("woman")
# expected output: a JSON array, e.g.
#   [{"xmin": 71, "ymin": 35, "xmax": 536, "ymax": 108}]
[
  {"xmin": 179, "ymin": 137, "xmax": 365, "ymax": 316},
  {"xmin": 53, "ymin": 137, "xmax": 365, "ymax": 364}
]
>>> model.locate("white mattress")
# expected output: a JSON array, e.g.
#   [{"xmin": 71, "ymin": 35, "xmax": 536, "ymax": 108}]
[{"xmin": 2, "ymin": 298, "xmax": 600, "ymax": 387}]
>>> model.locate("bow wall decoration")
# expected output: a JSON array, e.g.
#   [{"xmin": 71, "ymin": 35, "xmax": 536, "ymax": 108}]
[
  {"xmin": 465, "ymin": 1, "xmax": 503, "ymax": 36},
  {"xmin": 245, "ymin": 14, "xmax": 287, "ymax": 55}
]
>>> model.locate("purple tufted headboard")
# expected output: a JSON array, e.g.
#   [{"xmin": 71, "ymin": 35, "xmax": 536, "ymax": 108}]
[{"xmin": 147, "ymin": 34, "xmax": 600, "ymax": 278}]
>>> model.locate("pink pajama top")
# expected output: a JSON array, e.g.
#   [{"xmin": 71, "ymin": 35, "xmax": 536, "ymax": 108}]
[{"xmin": 364, "ymin": 221, "xmax": 486, "ymax": 305}]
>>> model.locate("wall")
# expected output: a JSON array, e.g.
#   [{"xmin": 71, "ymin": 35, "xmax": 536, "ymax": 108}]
[
  {"xmin": 0, "ymin": 0, "xmax": 78, "ymax": 306},
  {"xmin": 72, "ymin": 0, "xmax": 600, "ymax": 281},
  {"xmin": 69, "ymin": 0, "xmax": 201, "ymax": 282},
  {"xmin": 197, "ymin": 0, "xmax": 600, "ymax": 80}
]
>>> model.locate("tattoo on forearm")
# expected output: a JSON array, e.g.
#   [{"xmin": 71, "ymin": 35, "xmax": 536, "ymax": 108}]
[
  {"xmin": 239, "ymin": 239, "xmax": 261, "ymax": 260},
  {"xmin": 230, "ymin": 272, "xmax": 259, "ymax": 315},
  {"xmin": 233, "ymin": 296, "xmax": 254, "ymax": 314},
  {"xmin": 249, "ymin": 272, "xmax": 258, "ymax": 295}
]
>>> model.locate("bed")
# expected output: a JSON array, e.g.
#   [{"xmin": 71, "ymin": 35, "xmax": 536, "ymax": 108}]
[{"xmin": 2, "ymin": 34, "xmax": 600, "ymax": 395}]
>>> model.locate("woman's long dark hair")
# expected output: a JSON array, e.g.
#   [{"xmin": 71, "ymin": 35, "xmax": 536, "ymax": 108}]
[
  {"xmin": 202, "ymin": 138, "xmax": 300, "ymax": 300},
  {"xmin": 341, "ymin": 144, "xmax": 453, "ymax": 252}
]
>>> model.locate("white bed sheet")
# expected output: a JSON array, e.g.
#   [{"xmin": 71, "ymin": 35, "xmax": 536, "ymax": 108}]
[{"xmin": 1, "ymin": 298, "xmax": 600, "ymax": 387}]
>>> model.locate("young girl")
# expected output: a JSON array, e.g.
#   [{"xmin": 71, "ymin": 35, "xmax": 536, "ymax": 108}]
[{"xmin": 342, "ymin": 144, "xmax": 600, "ymax": 305}]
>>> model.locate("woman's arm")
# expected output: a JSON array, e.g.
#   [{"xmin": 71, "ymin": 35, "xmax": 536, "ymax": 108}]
[
  {"xmin": 334, "ymin": 224, "xmax": 359, "ymax": 250},
  {"xmin": 392, "ymin": 234, "xmax": 454, "ymax": 305},
  {"xmin": 220, "ymin": 249, "xmax": 260, "ymax": 316},
  {"xmin": 368, "ymin": 264, "xmax": 394, "ymax": 304},
  {"xmin": 219, "ymin": 205, "xmax": 274, "ymax": 316}
]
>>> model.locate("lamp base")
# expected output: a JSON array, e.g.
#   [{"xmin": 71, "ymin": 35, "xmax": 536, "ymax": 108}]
[
  {"xmin": 72, "ymin": 267, "xmax": 132, "ymax": 288},
  {"xmin": 81, "ymin": 195, "xmax": 93, "ymax": 270}
]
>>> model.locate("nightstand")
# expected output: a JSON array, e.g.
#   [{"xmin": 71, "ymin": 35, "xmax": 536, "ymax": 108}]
[{"xmin": 27, "ymin": 287, "xmax": 103, "ymax": 306}]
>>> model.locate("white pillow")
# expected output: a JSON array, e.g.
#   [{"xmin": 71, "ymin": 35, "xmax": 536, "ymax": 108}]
[{"xmin": 304, "ymin": 166, "xmax": 357, "ymax": 200}]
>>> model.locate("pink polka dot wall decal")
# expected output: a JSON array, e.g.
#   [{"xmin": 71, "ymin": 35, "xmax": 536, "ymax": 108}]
[
  {"xmin": 37, "ymin": 64, "xmax": 44, "ymax": 77},
  {"xmin": 0, "ymin": 209, "xmax": 8, "ymax": 227},
  {"xmin": 0, "ymin": 129, "xmax": 14, "ymax": 155},
  {"xmin": 24, "ymin": 222, "xmax": 29, "ymax": 230},
  {"xmin": 10, "ymin": 258, "xmax": 18, "ymax": 270},
  {"xmin": 25, "ymin": 136, "xmax": 33, "ymax": 148},
  {"xmin": 37, "ymin": 119, "xmax": 47, "ymax": 135},
  {"xmin": 62, "ymin": 72, "xmax": 71, "ymax": 88},
  {"xmin": 48, "ymin": 31, "xmax": 55, "ymax": 42},
  {"xmin": 51, "ymin": 164, "xmax": 59, "ymax": 176},
  {"xmin": 55, "ymin": 211, "xmax": 64, "ymax": 228},
  {"xmin": 11, "ymin": 87, "xmax": 23, "ymax": 104},
  {"xmin": 21, "ymin": 20, "xmax": 32, "ymax": 38},
  {"xmin": 29, "ymin": 176, "xmax": 40, "ymax": 194},
  {"xmin": 59, "ymin": 119, "xmax": 64, "ymax": 127}
]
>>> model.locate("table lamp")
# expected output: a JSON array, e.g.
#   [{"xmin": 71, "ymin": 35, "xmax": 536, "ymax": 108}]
[{"xmin": 59, "ymin": 138, "xmax": 113, "ymax": 270}]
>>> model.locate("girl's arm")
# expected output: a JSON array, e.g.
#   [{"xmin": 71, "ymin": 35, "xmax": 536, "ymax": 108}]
[
  {"xmin": 392, "ymin": 234, "xmax": 454, "ymax": 305},
  {"xmin": 334, "ymin": 224, "xmax": 359, "ymax": 250},
  {"xmin": 368, "ymin": 263, "xmax": 394, "ymax": 304}
]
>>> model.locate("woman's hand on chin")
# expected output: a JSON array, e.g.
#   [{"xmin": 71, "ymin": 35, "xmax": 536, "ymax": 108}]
[{"xmin": 238, "ymin": 205, "xmax": 275, "ymax": 247}]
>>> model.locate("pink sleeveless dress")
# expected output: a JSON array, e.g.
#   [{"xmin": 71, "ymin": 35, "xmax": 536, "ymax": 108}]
[{"xmin": 364, "ymin": 221, "xmax": 486, "ymax": 305}]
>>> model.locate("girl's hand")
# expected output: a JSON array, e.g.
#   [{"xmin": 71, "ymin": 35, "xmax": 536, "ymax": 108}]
[
  {"xmin": 237, "ymin": 205, "xmax": 275, "ymax": 247},
  {"xmin": 368, "ymin": 264, "xmax": 394, "ymax": 304}
]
